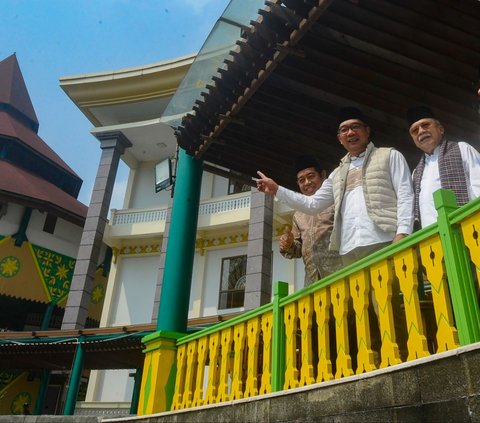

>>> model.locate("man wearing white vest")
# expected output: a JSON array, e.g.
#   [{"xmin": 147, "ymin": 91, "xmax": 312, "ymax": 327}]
[
  {"xmin": 256, "ymin": 106, "xmax": 414, "ymax": 265},
  {"xmin": 407, "ymin": 105, "xmax": 480, "ymax": 229}
]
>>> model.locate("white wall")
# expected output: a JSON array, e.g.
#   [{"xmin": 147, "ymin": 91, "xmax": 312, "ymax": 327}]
[
  {"xmin": 94, "ymin": 369, "xmax": 135, "ymax": 402},
  {"xmin": 0, "ymin": 203, "xmax": 83, "ymax": 258},
  {"xmin": 128, "ymin": 162, "xmax": 172, "ymax": 210},
  {"xmin": 211, "ymin": 174, "xmax": 229, "ymax": 198},
  {"xmin": 189, "ymin": 253, "xmax": 206, "ymax": 319},
  {"xmin": 27, "ymin": 210, "xmax": 83, "ymax": 258},
  {"xmin": 87, "ymin": 254, "xmax": 158, "ymax": 403},
  {"xmin": 98, "ymin": 239, "xmax": 297, "ymax": 326},
  {"xmin": 107, "ymin": 255, "xmax": 158, "ymax": 326},
  {"xmin": 199, "ymin": 172, "xmax": 213, "ymax": 200},
  {"xmin": 122, "ymin": 168, "xmax": 238, "ymax": 211},
  {"xmin": 0, "ymin": 202, "xmax": 23, "ymax": 235}
]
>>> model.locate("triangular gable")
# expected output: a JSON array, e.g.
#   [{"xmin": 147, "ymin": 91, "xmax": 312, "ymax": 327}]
[
  {"xmin": 0, "ymin": 54, "xmax": 38, "ymax": 131},
  {"xmin": 30, "ymin": 243, "xmax": 75, "ymax": 304}
]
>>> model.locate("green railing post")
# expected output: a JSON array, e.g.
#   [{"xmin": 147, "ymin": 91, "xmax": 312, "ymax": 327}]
[
  {"xmin": 271, "ymin": 281, "xmax": 288, "ymax": 392},
  {"xmin": 434, "ymin": 189, "xmax": 480, "ymax": 345},
  {"xmin": 40, "ymin": 302, "xmax": 55, "ymax": 330},
  {"xmin": 129, "ymin": 366, "xmax": 143, "ymax": 415},
  {"xmin": 34, "ymin": 369, "xmax": 51, "ymax": 415}
]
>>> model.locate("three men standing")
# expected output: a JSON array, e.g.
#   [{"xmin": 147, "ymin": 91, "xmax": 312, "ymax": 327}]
[{"xmin": 258, "ymin": 107, "xmax": 414, "ymax": 264}]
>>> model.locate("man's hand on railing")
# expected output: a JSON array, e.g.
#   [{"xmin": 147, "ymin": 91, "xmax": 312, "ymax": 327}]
[{"xmin": 392, "ymin": 233, "xmax": 407, "ymax": 243}]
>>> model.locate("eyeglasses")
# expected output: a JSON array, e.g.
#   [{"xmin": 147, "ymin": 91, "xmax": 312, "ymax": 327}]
[{"xmin": 337, "ymin": 123, "xmax": 366, "ymax": 135}]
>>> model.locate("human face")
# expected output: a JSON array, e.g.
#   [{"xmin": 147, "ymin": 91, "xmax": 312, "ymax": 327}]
[
  {"xmin": 409, "ymin": 118, "xmax": 444, "ymax": 155},
  {"xmin": 296, "ymin": 167, "xmax": 325, "ymax": 196},
  {"xmin": 337, "ymin": 119, "xmax": 370, "ymax": 156}
]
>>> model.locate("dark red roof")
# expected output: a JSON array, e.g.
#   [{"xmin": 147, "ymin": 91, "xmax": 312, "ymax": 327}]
[
  {"xmin": 0, "ymin": 111, "xmax": 78, "ymax": 176},
  {"xmin": 0, "ymin": 160, "xmax": 87, "ymax": 224},
  {"xmin": 0, "ymin": 54, "xmax": 79, "ymax": 178},
  {"xmin": 0, "ymin": 54, "xmax": 38, "ymax": 128}
]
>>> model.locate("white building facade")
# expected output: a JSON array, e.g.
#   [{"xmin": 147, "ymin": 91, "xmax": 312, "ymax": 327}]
[{"xmin": 60, "ymin": 54, "xmax": 305, "ymax": 410}]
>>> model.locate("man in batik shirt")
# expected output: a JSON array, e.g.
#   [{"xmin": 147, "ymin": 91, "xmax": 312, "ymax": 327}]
[{"xmin": 279, "ymin": 155, "xmax": 342, "ymax": 286}]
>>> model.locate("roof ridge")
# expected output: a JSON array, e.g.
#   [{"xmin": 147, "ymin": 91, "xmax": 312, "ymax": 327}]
[{"xmin": 0, "ymin": 53, "xmax": 39, "ymax": 131}]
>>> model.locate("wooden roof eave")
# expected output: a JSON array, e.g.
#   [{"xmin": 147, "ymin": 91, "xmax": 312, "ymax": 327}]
[{"xmin": 177, "ymin": 0, "xmax": 334, "ymax": 162}]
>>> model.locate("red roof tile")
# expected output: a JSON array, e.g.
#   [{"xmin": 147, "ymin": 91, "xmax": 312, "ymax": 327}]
[
  {"xmin": 0, "ymin": 160, "xmax": 87, "ymax": 223},
  {"xmin": 0, "ymin": 111, "xmax": 79, "ymax": 176}
]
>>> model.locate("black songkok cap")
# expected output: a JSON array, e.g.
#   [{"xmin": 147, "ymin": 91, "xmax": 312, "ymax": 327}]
[
  {"xmin": 406, "ymin": 106, "xmax": 436, "ymax": 127},
  {"xmin": 337, "ymin": 106, "xmax": 367, "ymax": 126},
  {"xmin": 294, "ymin": 154, "xmax": 319, "ymax": 175}
]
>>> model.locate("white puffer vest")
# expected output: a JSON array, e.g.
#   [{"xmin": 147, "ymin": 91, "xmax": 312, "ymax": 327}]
[{"xmin": 329, "ymin": 143, "xmax": 397, "ymax": 251}]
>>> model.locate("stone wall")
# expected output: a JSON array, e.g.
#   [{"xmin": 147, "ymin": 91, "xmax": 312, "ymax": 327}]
[{"xmin": 2, "ymin": 342, "xmax": 480, "ymax": 423}]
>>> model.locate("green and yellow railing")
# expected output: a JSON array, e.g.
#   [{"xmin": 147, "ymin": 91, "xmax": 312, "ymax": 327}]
[{"xmin": 138, "ymin": 189, "xmax": 480, "ymax": 415}]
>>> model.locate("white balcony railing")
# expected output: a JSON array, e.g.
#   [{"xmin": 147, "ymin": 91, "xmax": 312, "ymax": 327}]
[
  {"xmin": 111, "ymin": 208, "xmax": 168, "ymax": 225},
  {"xmin": 198, "ymin": 194, "xmax": 250, "ymax": 215},
  {"xmin": 110, "ymin": 192, "xmax": 251, "ymax": 227}
]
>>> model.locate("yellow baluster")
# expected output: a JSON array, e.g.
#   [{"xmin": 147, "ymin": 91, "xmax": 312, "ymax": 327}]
[
  {"xmin": 313, "ymin": 288, "xmax": 333, "ymax": 382},
  {"xmin": 283, "ymin": 302, "xmax": 299, "ymax": 389},
  {"xmin": 393, "ymin": 248, "xmax": 430, "ymax": 360},
  {"xmin": 349, "ymin": 269, "xmax": 377, "ymax": 373},
  {"xmin": 171, "ymin": 343, "xmax": 187, "ymax": 410},
  {"xmin": 181, "ymin": 340, "xmax": 197, "ymax": 408},
  {"xmin": 216, "ymin": 327, "xmax": 233, "ymax": 403},
  {"xmin": 331, "ymin": 279, "xmax": 354, "ymax": 378},
  {"xmin": 259, "ymin": 312, "xmax": 273, "ymax": 394},
  {"xmin": 139, "ymin": 334, "xmax": 181, "ymax": 414},
  {"xmin": 230, "ymin": 322, "xmax": 246, "ymax": 400},
  {"xmin": 244, "ymin": 317, "xmax": 260, "ymax": 397},
  {"xmin": 370, "ymin": 259, "xmax": 402, "ymax": 367},
  {"xmin": 298, "ymin": 295, "xmax": 315, "ymax": 386},
  {"xmin": 204, "ymin": 332, "xmax": 220, "ymax": 405},
  {"xmin": 461, "ymin": 214, "xmax": 480, "ymax": 291},
  {"xmin": 419, "ymin": 236, "xmax": 459, "ymax": 352},
  {"xmin": 191, "ymin": 337, "xmax": 208, "ymax": 407}
]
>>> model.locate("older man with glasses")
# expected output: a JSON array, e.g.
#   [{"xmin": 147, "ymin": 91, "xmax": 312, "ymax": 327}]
[
  {"xmin": 256, "ymin": 106, "xmax": 414, "ymax": 266},
  {"xmin": 407, "ymin": 105, "xmax": 480, "ymax": 229}
]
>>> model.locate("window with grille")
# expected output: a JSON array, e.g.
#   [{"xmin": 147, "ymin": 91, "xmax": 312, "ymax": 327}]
[{"xmin": 218, "ymin": 255, "xmax": 246, "ymax": 309}]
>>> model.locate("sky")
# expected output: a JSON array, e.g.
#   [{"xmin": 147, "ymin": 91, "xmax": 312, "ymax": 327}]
[{"xmin": 0, "ymin": 0, "xmax": 231, "ymax": 207}]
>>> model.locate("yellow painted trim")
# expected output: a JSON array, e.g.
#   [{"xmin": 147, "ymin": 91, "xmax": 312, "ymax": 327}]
[
  {"xmin": 119, "ymin": 244, "xmax": 160, "ymax": 256},
  {"xmin": 0, "ymin": 371, "xmax": 28, "ymax": 397},
  {"xmin": 0, "ymin": 236, "xmax": 11, "ymax": 246}
]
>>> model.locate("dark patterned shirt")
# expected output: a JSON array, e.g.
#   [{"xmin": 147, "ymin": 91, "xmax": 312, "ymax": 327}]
[{"xmin": 281, "ymin": 205, "xmax": 343, "ymax": 286}]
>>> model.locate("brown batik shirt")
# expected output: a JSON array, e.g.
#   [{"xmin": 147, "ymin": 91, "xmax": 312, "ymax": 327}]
[{"xmin": 281, "ymin": 204, "xmax": 343, "ymax": 286}]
